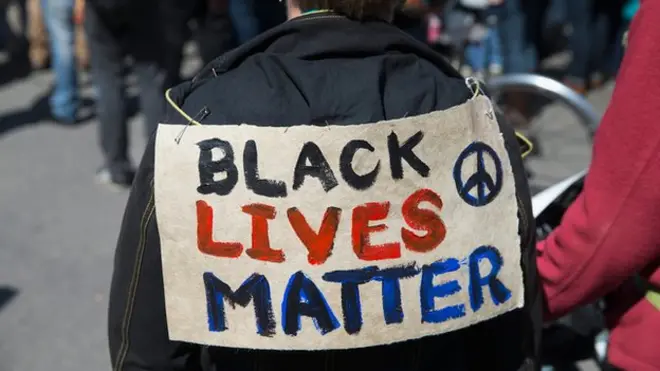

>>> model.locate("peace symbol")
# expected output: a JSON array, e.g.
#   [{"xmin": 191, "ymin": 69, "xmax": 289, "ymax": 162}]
[{"xmin": 453, "ymin": 142, "xmax": 503, "ymax": 207}]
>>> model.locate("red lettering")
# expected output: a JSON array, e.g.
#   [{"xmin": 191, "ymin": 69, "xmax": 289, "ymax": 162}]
[
  {"xmin": 196, "ymin": 200, "xmax": 243, "ymax": 258},
  {"xmin": 287, "ymin": 207, "xmax": 341, "ymax": 265},
  {"xmin": 242, "ymin": 203, "xmax": 285, "ymax": 263},
  {"xmin": 351, "ymin": 202, "xmax": 401, "ymax": 261},
  {"xmin": 401, "ymin": 188, "xmax": 446, "ymax": 253}
]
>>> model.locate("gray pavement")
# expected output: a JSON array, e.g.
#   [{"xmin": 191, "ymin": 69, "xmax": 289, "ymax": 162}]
[{"xmin": 0, "ymin": 48, "xmax": 612, "ymax": 371}]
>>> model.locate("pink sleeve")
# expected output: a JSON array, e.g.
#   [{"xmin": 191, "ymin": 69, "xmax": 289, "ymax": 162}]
[{"xmin": 536, "ymin": 0, "xmax": 660, "ymax": 320}]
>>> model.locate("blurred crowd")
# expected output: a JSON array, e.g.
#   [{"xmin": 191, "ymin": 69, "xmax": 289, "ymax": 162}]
[
  {"xmin": 0, "ymin": 0, "xmax": 639, "ymax": 187},
  {"xmin": 399, "ymin": 0, "xmax": 636, "ymax": 90}
]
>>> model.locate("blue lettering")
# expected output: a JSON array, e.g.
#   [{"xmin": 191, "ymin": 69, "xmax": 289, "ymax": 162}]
[
  {"xmin": 203, "ymin": 272, "xmax": 276, "ymax": 336},
  {"xmin": 323, "ymin": 264, "xmax": 421, "ymax": 332},
  {"xmin": 371, "ymin": 263, "xmax": 420, "ymax": 324},
  {"xmin": 468, "ymin": 245, "xmax": 512, "ymax": 312},
  {"xmin": 282, "ymin": 271, "xmax": 340, "ymax": 336},
  {"xmin": 323, "ymin": 267, "xmax": 378, "ymax": 334},
  {"xmin": 420, "ymin": 259, "xmax": 466, "ymax": 323}
]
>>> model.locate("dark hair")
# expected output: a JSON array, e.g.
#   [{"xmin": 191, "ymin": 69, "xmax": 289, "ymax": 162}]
[{"xmin": 294, "ymin": 0, "xmax": 404, "ymax": 21}]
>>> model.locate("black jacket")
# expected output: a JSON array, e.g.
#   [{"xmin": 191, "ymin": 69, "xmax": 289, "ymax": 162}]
[{"xmin": 109, "ymin": 12, "xmax": 540, "ymax": 371}]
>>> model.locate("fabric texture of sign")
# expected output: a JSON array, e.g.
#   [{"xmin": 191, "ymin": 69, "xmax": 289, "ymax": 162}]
[{"xmin": 154, "ymin": 95, "xmax": 523, "ymax": 350}]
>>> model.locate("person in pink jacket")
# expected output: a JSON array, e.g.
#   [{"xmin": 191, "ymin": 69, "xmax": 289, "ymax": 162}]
[{"xmin": 537, "ymin": 1, "xmax": 660, "ymax": 369}]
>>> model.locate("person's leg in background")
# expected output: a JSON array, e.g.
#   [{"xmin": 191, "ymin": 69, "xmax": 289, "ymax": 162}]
[
  {"xmin": 226, "ymin": 0, "xmax": 284, "ymax": 45},
  {"xmin": 544, "ymin": 0, "xmax": 566, "ymax": 30},
  {"xmin": 462, "ymin": 23, "xmax": 487, "ymax": 80},
  {"xmin": 497, "ymin": 0, "xmax": 536, "ymax": 74},
  {"xmin": 255, "ymin": 0, "xmax": 286, "ymax": 33},
  {"xmin": 563, "ymin": 0, "xmax": 593, "ymax": 94},
  {"xmin": 73, "ymin": 0, "xmax": 88, "ymax": 72},
  {"xmin": 442, "ymin": 6, "xmax": 474, "ymax": 69},
  {"xmin": 161, "ymin": 0, "xmax": 198, "ymax": 88},
  {"xmin": 84, "ymin": 3, "xmax": 132, "ymax": 186},
  {"xmin": 228, "ymin": 0, "xmax": 258, "ymax": 45},
  {"xmin": 196, "ymin": 0, "xmax": 234, "ymax": 65},
  {"xmin": 463, "ymin": 41, "xmax": 485, "ymax": 79},
  {"xmin": 2, "ymin": 0, "xmax": 28, "ymax": 54},
  {"xmin": 133, "ymin": 61, "xmax": 165, "ymax": 139},
  {"xmin": 497, "ymin": 0, "xmax": 545, "ymax": 134},
  {"xmin": 485, "ymin": 9, "xmax": 503, "ymax": 76},
  {"xmin": 129, "ymin": 2, "xmax": 167, "ymax": 140},
  {"xmin": 0, "ymin": 0, "xmax": 9, "ymax": 49},
  {"xmin": 589, "ymin": 0, "xmax": 625, "ymax": 87},
  {"xmin": 27, "ymin": 0, "xmax": 49, "ymax": 69},
  {"xmin": 41, "ymin": 0, "xmax": 78, "ymax": 122}
]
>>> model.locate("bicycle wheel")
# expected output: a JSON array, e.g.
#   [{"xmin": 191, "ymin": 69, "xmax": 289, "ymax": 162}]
[{"xmin": 486, "ymin": 73, "xmax": 602, "ymax": 193}]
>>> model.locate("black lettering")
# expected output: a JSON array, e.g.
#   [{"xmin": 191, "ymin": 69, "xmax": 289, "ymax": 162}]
[
  {"xmin": 293, "ymin": 142, "xmax": 338, "ymax": 192},
  {"xmin": 388, "ymin": 131, "xmax": 430, "ymax": 179},
  {"xmin": 339, "ymin": 140, "xmax": 380, "ymax": 190},
  {"xmin": 196, "ymin": 138, "xmax": 239, "ymax": 195},
  {"xmin": 203, "ymin": 272, "xmax": 276, "ymax": 337},
  {"xmin": 243, "ymin": 140, "xmax": 287, "ymax": 198}
]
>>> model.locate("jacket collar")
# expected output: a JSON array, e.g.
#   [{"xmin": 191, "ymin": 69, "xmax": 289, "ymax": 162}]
[{"xmin": 171, "ymin": 13, "xmax": 460, "ymax": 105}]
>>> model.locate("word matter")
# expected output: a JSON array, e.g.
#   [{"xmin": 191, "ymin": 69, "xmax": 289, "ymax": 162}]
[{"xmin": 204, "ymin": 245, "xmax": 512, "ymax": 337}]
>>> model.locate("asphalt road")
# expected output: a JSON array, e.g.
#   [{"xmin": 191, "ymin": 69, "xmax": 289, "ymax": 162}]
[{"xmin": 0, "ymin": 47, "xmax": 613, "ymax": 371}]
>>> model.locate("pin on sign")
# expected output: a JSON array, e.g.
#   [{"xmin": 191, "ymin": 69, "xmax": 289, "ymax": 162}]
[{"xmin": 165, "ymin": 89, "xmax": 210, "ymax": 144}]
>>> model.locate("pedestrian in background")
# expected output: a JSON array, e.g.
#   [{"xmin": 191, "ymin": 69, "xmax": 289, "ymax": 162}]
[
  {"xmin": 563, "ymin": 0, "xmax": 626, "ymax": 94},
  {"xmin": 26, "ymin": 0, "xmax": 88, "ymax": 71},
  {"xmin": 458, "ymin": 0, "xmax": 504, "ymax": 80},
  {"xmin": 84, "ymin": 0, "xmax": 167, "ymax": 187}
]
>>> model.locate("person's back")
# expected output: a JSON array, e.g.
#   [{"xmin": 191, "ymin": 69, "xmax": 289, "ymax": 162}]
[{"xmin": 108, "ymin": 1, "xmax": 540, "ymax": 370}]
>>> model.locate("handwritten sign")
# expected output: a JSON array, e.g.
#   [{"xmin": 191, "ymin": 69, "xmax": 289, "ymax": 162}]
[{"xmin": 154, "ymin": 96, "xmax": 523, "ymax": 350}]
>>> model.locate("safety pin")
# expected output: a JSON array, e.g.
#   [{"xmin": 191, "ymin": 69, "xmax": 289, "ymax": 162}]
[{"xmin": 175, "ymin": 106, "xmax": 210, "ymax": 144}]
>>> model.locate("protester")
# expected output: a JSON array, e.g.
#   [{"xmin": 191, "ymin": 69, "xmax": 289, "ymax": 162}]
[
  {"xmin": 84, "ymin": 0, "xmax": 167, "ymax": 187},
  {"xmin": 537, "ymin": 0, "xmax": 660, "ymax": 369},
  {"xmin": 108, "ymin": 0, "xmax": 541, "ymax": 370}
]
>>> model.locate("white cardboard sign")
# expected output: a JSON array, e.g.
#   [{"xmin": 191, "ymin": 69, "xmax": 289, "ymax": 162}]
[{"xmin": 154, "ymin": 96, "xmax": 523, "ymax": 350}]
